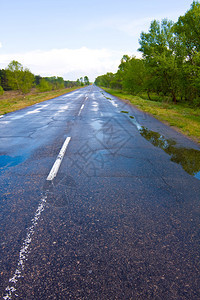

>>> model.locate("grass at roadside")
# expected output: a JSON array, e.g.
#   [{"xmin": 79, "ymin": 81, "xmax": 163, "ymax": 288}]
[
  {"xmin": 0, "ymin": 87, "xmax": 81, "ymax": 115},
  {"xmin": 103, "ymin": 88, "xmax": 200, "ymax": 144}
]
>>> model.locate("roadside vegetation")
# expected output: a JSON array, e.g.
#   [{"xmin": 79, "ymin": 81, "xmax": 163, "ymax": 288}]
[
  {"xmin": 95, "ymin": 1, "xmax": 200, "ymax": 142},
  {"xmin": 0, "ymin": 87, "xmax": 82, "ymax": 115},
  {"xmin": 0, "ymin": 60, "xmax": 90, "ymax": 115}
]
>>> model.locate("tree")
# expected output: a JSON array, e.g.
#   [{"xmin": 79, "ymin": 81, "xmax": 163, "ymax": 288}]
[
  {"xmin": 0, "ymin": 69, "xmax": 10, "ymax": 90},
  {"xmin": 6, "ymin": 60, "xmax": 23, "ymax": 91},
  {"xmin": 80, "ymin": 77, "xmax": 84, "ymax": 86},
  {"xmin": 20, "ymin": 68, "xmax": 35, "ymax": 94},
  {"xmin": 120, "ymin": 57, "xmax": 146, "ymax": 95},
  {"xmin": 84, "ymin": 76, "xmax": 90, "ymax": 85},
  {"xmin": 95, "ymin": 73, "xmax": 113, "ymax": 88},
  {"xmin": 173, "ymin": 1, "xmax": 200, "ymax": 103},
  {"xmin": 139, "ymin": 19, "xmax": 179, "ymax": 102},
  {"xmin": 56, "ymin": 77, "xmax": 65, "ymax": 89},
  {"xmin": 35, "ymin": 75, "xmax": 42, "ymax": 86},
  {"xmin": 174, "ymin": 1, "xmax": 200, "ymax": 60},
  {"xmin": 6, "ymin": 60, "xmax": 34, "ymax": 94},
  {"xmin": 37, "ymin": 79, "xmax": 52, "ymax": 92},
  {"xmin": 95, "ymin": 2, "xmax": 200, "ymax": 106}
]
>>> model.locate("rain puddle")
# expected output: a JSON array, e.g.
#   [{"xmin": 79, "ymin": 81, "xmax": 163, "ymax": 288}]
[
  {"xmin": 139, "ymin": 127, "xmax": 200, "ymax": 180},
  {"xmin": 0, "ymin": 155, "xmax": 28, "ymax": 171}
]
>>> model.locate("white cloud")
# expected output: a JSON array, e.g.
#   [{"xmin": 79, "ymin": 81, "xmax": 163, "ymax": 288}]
[
  {"xmin": 0, "ymin": 47, "xmax": 135, "ymax": 81},
  {"xmin": 0, "ymin": 42, "xmax": 2, "ymax": 48}
]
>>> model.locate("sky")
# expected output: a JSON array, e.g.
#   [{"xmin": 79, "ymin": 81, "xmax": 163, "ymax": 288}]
[{"xmin": 0, "ymin": 0, "xmax": 194, "ymax": 82}]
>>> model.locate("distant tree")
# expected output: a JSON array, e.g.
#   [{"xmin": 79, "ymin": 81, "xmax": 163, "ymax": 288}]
[
  {"xmin": 6, "ymin": 60, "xmax": 23, "ymax": 91},
  {"xmin": 35, "ymin": 75, "xmax": 42, "ymax": 86},
  {"xmin": 6, "ymin": 60, "xmax": 35, "ymax": 94},
  {"xmin": 76, "ymin": 79, "xmax": 81, "ymax": 86},
  {"xmin": 84, "ymin": 76, "xmax": 90, "ymax": 85},
  {"xmin": 56, "ymin": 77, "xmax": 65, "ymax": 89},
  {"xmin": 20, "ymin": 69, "xmax": 35, "ymax": 94},
  {"xmin": 80, "ymin": 77, "xmax": 84, "ymax": 86},
  {"xmin": 37, "ymin": 79, "xmax": 52, "ymax": 92}
]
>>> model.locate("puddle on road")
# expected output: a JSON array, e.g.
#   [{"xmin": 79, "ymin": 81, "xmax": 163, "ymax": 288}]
[
  {"xmin": 0, "ymin": 155, "xmax": 28, "ymax": 171},
  {"xmin": 119, "ymin": 109, "xmax": 200, "ymax": 180},
  {"xmin": 121, "ymin": 111, "xmax": 129, "ymax": 114},
  {"xmin": 139, "ymin": 127, "xmax": 200, "ymax": 180}
]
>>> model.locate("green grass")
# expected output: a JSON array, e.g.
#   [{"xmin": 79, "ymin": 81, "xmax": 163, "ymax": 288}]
[
  {"xmin": 0, "ymin": 87, "xmax": 81, "ymax": 115},
  {"xmin": 103, "ymin": 88, "xmax": 200, "ymax": 144}
]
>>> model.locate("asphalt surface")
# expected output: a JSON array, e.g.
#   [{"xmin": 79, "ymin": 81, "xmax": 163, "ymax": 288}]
[{"xmin": 0, "ymin": 85, "xmax": 200, "ymax": 299}]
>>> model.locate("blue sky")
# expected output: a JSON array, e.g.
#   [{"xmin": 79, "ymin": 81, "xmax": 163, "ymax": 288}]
[{"xmin": 0, "ymin": 0, "xmax": 194, "ymax": 81}]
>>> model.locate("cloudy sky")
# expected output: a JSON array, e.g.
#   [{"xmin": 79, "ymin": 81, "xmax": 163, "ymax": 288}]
[{"xmin": 0, "ymin": 0, "xmax": 193, "ymax": 81}]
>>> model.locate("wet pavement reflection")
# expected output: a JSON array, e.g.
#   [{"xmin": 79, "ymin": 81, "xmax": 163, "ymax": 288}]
[{"xmin": 139, "ymin": 127, "xmax": 200, "ymax": 180}]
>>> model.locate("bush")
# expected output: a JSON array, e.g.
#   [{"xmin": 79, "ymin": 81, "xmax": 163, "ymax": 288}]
[
  {"xmin": 0, "ymin": 86, "xmax": 4, "ymax": 95},
  {"xmin": 192, "ymin": 98, "xmax": 200, "ymax": 107},
  {"xmin": 37, "ymin": 79, "xmax": 52, "ymax": 92}
]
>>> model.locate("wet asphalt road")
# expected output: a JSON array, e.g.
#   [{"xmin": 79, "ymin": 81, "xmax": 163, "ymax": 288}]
[{"xmin": 0, "ymin": 85, "xmax": 200, "ymax": 299}]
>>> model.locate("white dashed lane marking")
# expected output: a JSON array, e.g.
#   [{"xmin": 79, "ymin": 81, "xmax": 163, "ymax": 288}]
[
  {"xmin": 78, "ymin": 104, "xmax": 85, "ymax": 116},
  {"xmin": 47, "ymin": 137, "xmax": 71, "ymax": 181},
  {"xmin": 3, "ymin": 137, "xmax": 71, "ymax": 299}
]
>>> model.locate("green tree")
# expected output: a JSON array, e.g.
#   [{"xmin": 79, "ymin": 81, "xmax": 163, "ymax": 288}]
[
  {"xmin": 139, "ymin": 19, "xmax": 179, "ymax": 102},
  {"xmin": 80, "ymin": 77, "xmax": 84, "ymax": 86},
  {"xmin": 116, "ymin": 56, "xmax": 146, "ymax": 94},
  {"xmin": 20, "ymin": 68, "xmax": 35, "ymax": 94},
  {"xmin": 173, "ymin": 1, "xmax": 200, "ymax": 103},
  {"xmin": 6, "ymin": 60, "xmax": 23, "ymax": 91},
  {"xmin": 37, "ymin": 79, "xmax": 53, "ymax": 92},
  {"xmin": 84, "ymin": 76, "xmax": 90, "ymax": 85},
  {"xmin": 6, "ymin": 60, "xmax": 34, "ymax": 94},
  {"xmin": 174, "ymin": 1, "xmax": 200, "ymax": 60},
  {"xmin": 0, "ymin": 85, "xmax": 4, "ymax": 95},
  {"xmin": 0, "ymin": 69, "xmax": 10, "ymax": 90},
  {"xmin": 56, "ymin": 77, "xmax": 65, "ymax": 89}
]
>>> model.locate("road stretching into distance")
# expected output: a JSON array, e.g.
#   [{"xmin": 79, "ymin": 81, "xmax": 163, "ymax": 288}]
[{"xmin": 0, "ymin": 85, "xmax": 200, "ymax": 299}]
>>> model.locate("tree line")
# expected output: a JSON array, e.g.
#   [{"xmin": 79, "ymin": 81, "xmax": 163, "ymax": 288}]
[
  {"xmin": 95, "ymin": 1, "xmax": 200, "ymax": 106},
  {"xmin": 0, "ymin": 60, "xmax": 90, "ymax": 95}
]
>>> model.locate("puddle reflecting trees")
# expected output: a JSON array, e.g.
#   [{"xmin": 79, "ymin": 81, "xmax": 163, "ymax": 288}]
[{"xmin": 140, "ymin": 127, "xmax": 200, "ymax": 179}]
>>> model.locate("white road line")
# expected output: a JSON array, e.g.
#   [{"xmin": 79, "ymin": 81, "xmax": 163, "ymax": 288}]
[
  {"xmin": 3, "ymin": 196, "xmax": 47, "ymax": 300},
  {"xmin": 3, "ymin": 137, "xmax": 71, "ymax": 299},
  {"xmin": 47, "ymin": 137, "xmax": 71, "ymax": 181},
  {"xmin": 26, "ymin": 108, "xmax": 41, "ymax": 115},
  {"xmin": 78, "ymin": 104, "xmax": 85, "ymax": 116}
]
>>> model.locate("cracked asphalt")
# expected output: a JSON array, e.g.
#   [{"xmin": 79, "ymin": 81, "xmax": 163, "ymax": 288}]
[{"xmin": 0, "ymin": 85, "xmax": 200, "ymax": 299}]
